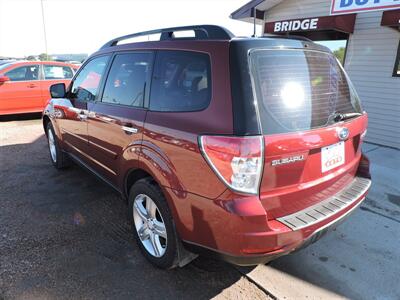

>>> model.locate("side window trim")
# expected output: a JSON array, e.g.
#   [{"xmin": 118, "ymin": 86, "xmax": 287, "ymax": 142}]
[
  {"xmin": 67, "ymin": 54, "xmax": 112, "ymax": 101},
  {"xmin": 144, "ymin": 51, "xmax": 156, "ymax": 109},
  {"xmin": 96, "ymin": 53, "xmax": 117, "ymax": 103},
  {"xmin": 97, "ymin": 50, "xmax": 155, "ymax": 109},
  {"xmin": 146, "ymin": 50, "xmax": 158, "ymax": 109},
  {"xmin": 94, "ymin": 54, "xmax": 114, "ymax": 103}
]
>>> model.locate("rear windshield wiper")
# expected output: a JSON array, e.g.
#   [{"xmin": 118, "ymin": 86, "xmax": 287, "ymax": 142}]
[{"xmin": 331, "ymin": 112, "xmax": 363, "ymax": 122}]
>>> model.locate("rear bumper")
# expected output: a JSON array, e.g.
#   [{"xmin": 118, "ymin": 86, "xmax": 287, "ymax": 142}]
[
  {"xmin": 276, "ymin": 176, "xmax": 370, "ymax": 230},
  {"xmin": 183, "ymin": 194, "xmax": 365, "ymax": 266},
  {"xmin": 164, "ymin": 176, "xmax": 371, "ymax": 266}
]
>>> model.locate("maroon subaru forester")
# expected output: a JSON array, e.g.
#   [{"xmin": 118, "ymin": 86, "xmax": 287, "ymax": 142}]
[{"xmin": 43, "ymin": 25, "xmax": 371, "ymax": 269}]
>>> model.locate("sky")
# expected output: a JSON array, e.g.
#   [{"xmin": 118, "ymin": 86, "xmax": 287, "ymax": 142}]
[
  {"xmin": 0, "ymin": 0, "xmax": 344, "ymax": 58},
  {"xmin": 0, "ymin": 0, "xmax": 260, "ymax": 58}
]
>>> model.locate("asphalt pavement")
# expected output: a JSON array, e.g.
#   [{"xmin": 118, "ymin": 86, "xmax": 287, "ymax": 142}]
[
  {"xmin": 0, "ymin": 116, "xmax": 268, "ymax": 300},
  {"xmin": 0, "ymin": 115, "xmax": 399, "ymax": 300}
]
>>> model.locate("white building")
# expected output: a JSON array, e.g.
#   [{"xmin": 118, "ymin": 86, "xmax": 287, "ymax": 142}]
[{"xmin": 231, "ymin": 1, "xmax": 400, "ymax": 149}]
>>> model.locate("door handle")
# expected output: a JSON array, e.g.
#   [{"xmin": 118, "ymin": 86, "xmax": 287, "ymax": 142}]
[
  {"xmin": 78, "ymin": 113, "xmax": 88, "ymax": 120},
  {"xmin": 27, "ymin": 84, "xmax": 37, "ymax": 88},
  {"xmin": 77, "ymin": 110, "xmax": 88, "ymax": 121},
  {"xmin": 122, "ymin": 125, "xmax": 138, "ymax": 134}
]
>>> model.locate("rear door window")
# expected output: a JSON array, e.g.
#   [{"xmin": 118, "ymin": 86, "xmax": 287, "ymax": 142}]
[
  {"xmin": 44, "ymin": 65, "xmax": 74, "ymax": 79},
  {"xmin": 5, "ymin": 65, "xmax": 39, "ymax": 81},
  {"xmin": 249, "ymin": 49, "xmax": 362, "ymax": 134},
  {"xmin": 102, "ymin": 53, "xmax": 151, "ymax": 107},
  {"xmin": 149, "ymin": 51, "xmax": 211, "ymax": 112}
]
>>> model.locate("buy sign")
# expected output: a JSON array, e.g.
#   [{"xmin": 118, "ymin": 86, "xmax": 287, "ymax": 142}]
[{"xmin": 331, "ymin": 0, "xmax": 400, "ymax": 14}]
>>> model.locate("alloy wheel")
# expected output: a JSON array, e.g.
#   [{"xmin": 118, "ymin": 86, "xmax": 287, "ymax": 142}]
[
  {"xmin": 133, "ymin": 194, "xmax": 167, "ymax": 257},
  {"xmin": 48, "ymin": 129, "xmax": 57, "ymax": 163}
]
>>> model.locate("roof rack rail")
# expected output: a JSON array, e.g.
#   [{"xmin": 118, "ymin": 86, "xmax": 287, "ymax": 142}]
[
  {"xmin": 262, "ymin": 34, "xmax": 313, "ymax": 42},
  {"xmin": 100, "ymin": 25, "xmax": 234, "ymax": 50}
]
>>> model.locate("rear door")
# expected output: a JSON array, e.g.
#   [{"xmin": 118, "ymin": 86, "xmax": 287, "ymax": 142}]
[
  {"xmin": 248, "ymin": 48, "xmax": 367, "ymax": 219},
  {"xmin": 0, "ymin": 64, "xmax": 41, "ymax": 114},
  {"xmin": 87, "ymin": 52, "xmax": 152, "ymax": 185}
]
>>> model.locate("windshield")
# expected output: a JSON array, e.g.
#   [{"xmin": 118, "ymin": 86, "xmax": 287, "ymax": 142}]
[{"xmin": 249, "ymin": 49, "xmax": 362, "ymax": 134}]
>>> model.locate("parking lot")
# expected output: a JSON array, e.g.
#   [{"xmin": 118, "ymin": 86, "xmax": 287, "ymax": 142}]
[{"xmin": 1, "ymin": 115, "xmax": 399, "ymax": 300}]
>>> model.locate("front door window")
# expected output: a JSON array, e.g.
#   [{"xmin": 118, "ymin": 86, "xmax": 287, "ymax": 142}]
[
  {"xmin": 5, "ymin": 65, "xmax": 39, "ymax": 81},
  {"xmin": 70, "ymin": 56, "xmax": 110, "ymax": 101}
]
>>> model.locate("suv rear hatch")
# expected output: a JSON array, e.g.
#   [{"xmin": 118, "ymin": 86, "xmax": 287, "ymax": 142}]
[{"xmin": 230, "ymin": 38, "xmax": 367, "ymax": 219}]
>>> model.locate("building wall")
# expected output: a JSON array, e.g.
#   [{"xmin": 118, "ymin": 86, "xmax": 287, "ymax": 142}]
[
  {"xmin": 345, "ymin": 11, "xmax": 400, "ymax": 149},
  {"xmin": 263, "ymin": 1, "xmax": 400, "ymax": 149},
  {"xmin": 264, "ymin": 0, "xmax": 331, "ymax": 21}
]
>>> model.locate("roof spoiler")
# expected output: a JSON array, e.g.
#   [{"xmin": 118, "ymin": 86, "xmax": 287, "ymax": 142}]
[{"xmin": 100, "ymin": 25, "xmax": 235, "ymax": 50}]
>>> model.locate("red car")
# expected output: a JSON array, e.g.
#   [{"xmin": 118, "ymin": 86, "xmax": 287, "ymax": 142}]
[
  {"xmin": 42, "ymin": 25, "xmax": 371, "ymax": 269},
  {"xmin": 0, "ymin": 61, "xmax": 78, "ymax": 115}
]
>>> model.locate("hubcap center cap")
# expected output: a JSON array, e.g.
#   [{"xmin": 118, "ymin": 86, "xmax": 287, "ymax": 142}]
[{"xmin": 147, "ymin": 219, "xmax": 154, "ymax": 230}]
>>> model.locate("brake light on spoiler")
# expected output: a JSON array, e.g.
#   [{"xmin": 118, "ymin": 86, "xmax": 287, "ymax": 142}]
[{"xmin": 199, "ymin": 136, "xmax": 264, "ymax": 195}]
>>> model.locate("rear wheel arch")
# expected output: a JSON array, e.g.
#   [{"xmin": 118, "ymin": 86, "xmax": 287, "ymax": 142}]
[
  {"xmin": 126, "ymin": 172, "xmax": 196, "ymax": 268},
  {"xmin": 138, "ymin": 145, "xmax": 185, "ymax": 192},
  {"xmin": 124, "ymin": 168, "xmax": 154, "ymax": 199},
  {"xmin": 124, "ymin": 168, "xmax": 180, "ymax": 228}
]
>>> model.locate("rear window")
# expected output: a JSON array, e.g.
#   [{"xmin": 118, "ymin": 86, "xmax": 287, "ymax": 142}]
[
  {"xmin": 44, "ymin": 65, "xmax": 74, "ymax": 79},
  {"xmin": 249, "ymin": 49, "xmax": 362, "ymax": 134}
]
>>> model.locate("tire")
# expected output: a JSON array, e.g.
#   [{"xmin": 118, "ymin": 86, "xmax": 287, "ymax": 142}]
[
  {"xmin": 46, "ymin": 122, "xmax": 70, "ymax": 169},
  {"xmin": 128, "ymin": 178, "xmax": 180, "ymax": 269}
]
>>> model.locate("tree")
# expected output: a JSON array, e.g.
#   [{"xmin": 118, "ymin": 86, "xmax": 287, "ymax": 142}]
[
  {"xmin": 38, "ymin": 53, "xmax": 52, "ymax": 61},
  {"xmin": 26, "ymin": 55, "xmax": 37, "ymax": 61},
  {"xmin": 333, "ymin": 47, "xmax": 346, "ymax": 65}
]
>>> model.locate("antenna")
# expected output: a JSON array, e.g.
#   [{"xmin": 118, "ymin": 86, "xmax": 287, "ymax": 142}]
[{"xmin": 252, "ymin": 7, "xmax": 257, "ymax": 37}]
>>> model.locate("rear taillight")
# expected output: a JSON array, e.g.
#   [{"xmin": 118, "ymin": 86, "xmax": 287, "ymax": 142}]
[{"xmin": 199, "ymin": 136, "xmax": 264, "ymax": 195}]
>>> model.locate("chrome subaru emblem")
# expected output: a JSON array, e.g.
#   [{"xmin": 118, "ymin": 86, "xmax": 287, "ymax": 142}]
[
  {"xmin": 337, "ymin": 127, "xmax": 349, "ymax": 141},
  {"xmin": 271, "ymin": 155, "xmax": 305, "ymax": 166}
]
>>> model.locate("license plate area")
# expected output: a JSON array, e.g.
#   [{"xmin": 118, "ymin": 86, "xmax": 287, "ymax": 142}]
[{"xmin": 321, "ymin": 141, "xmax": 345, "ymax": 172}]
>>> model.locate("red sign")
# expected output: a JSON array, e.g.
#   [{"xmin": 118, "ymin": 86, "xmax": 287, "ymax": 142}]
[
  {"xmin": 264, "ymin": 14, "xmax": 357, "ymax": 34},
  {"xmin": 381, "ymin": 9, "xmax": 400, "ymax": 29}
]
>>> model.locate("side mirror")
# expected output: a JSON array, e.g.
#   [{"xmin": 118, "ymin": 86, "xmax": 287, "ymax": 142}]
[
  {"xmin": 50, "ymin": 83, "xmax": 66, "ymax": 98},
  {"xmin": 0, "ymin": 74, "xmax": 10, "ymax": 84}
]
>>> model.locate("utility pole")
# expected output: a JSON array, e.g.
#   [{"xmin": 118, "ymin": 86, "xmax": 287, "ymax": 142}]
[
  {"xmin": 40, "ymin": 0, "xmax": 48, "ymax": 58},
  {"xmin": 253, "ymin": 7, "xmax": 257, "ymax": 37}
]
